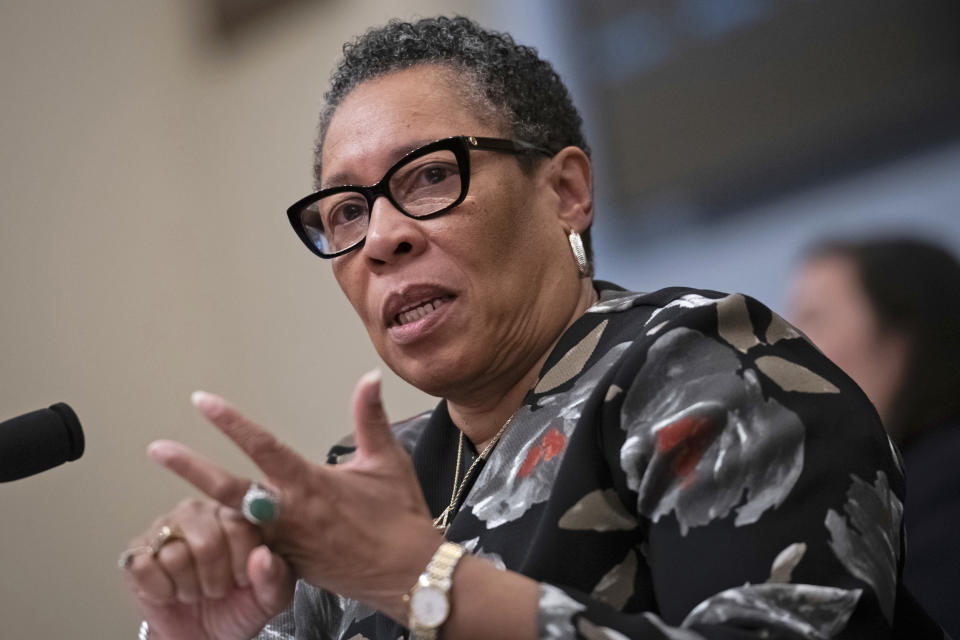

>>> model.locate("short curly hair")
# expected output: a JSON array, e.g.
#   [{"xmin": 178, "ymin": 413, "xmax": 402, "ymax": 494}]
[{"xmin": 313, "ymin": 15, "xmax": 593, "ymax": 264}]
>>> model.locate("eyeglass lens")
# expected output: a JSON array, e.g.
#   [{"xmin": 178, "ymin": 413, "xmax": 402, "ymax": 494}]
[{"xmin": 299, "ymin": 148, "xmax": 462, "ymax": 255}]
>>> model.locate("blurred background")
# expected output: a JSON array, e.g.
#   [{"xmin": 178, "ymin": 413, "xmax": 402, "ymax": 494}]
[{"xmin": 1, "ymin": 0, "xmax": 957, "ymax": 636}]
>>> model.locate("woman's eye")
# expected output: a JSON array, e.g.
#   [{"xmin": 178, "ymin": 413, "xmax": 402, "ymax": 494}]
[
  {"xmin": 420, "ymin": 166, "xmax": 452, "ymax": 184},
  {"xmin": 330, "ymin": 201, "xmax": 367, "ymax": 227},
  {"xmin": 390, "ymin": 156, "xmax": 460, "ymax": 201},
  {"xmin": 408, "ymin": 162, "xmax": 457, "ymax": 189},
  {"xmin": 342, "ymin": 204, "xmax": 365, "ymax": 221}
]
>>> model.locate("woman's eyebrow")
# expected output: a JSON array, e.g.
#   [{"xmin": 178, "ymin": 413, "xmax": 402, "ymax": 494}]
[{"xmin": 320, "ymin": 138, "xmax": 443, "ymax": 189}]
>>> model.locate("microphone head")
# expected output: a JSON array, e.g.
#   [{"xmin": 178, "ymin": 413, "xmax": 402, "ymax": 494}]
[
  {"xmin": 48, "ymin": 402, "xmax": 84, "ymax": 461},
  {"xmin": 0, "ymin": 402, "xmax": 86, "ymax": 482}
]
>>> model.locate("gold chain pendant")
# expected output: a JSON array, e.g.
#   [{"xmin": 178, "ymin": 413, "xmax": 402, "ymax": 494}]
[{"xmin": 432, "ymin": 414, "xmax": 516, "ymax": 535}]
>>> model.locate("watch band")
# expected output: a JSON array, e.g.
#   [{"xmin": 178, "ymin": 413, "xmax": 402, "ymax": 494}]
[{"xmin": 408, "ymin": 541, "xmax": 467, "ymax": 639}]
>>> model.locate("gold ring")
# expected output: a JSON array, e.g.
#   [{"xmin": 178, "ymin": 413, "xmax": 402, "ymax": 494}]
[
  {"xmin": 118, "ymin": 524, "xmax": 185, "ymax": 570},
  {"xmin": 148, "ymin": 525, "xmax": 184, "ymax": 557}
]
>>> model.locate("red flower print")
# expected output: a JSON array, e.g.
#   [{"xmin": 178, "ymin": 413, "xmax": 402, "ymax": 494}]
[
  {"xmin": 518, "ymin": 428, "xmax": 567, "ymax": 478},
  {"xmin": 543, "ymin": 428, "xmax": 566, "ymax": 461},
  {"xmin": 656, "ymin": 414, "xmax": 722, "ymax": 481}
]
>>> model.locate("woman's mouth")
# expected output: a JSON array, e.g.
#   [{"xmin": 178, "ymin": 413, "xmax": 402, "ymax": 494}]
[{"xmin": 392, "ymin": 295, "xmax": 455, "ymax": 327}]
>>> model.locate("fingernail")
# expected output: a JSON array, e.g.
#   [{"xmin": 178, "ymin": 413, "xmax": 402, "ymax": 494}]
[
  {"xmin": 360, "ymin": 369, "xmax": 382, "ymax": 403},
  {"xmin": 146, "ymin": 440, "xmax": 174, "ymax": 462},
  {"xmin": 192, "ymin": 390, "xmax": 224, "ymax": 415},
  {"xmin": 191, "ymin": 390, "xmax": 211, "ymax": 408}
]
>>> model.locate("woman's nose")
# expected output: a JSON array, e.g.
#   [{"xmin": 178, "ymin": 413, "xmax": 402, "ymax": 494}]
[{"xmin": 361, "ymin": 196, "xmax": 427, "ymax": 263}]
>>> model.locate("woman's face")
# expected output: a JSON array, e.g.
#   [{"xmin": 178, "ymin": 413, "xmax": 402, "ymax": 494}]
[
  {"xmin": 321, "ymin": 66, "xmax": 585, "ymax": 399},
  {"xmin": 788, "ymin": 255, "xmax": 907, "ymax": 424}
]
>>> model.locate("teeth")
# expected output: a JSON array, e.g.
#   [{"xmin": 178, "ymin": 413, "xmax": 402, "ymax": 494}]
[{"xmin": 395, "ymin": 297, "xmax": 448, "ymax": 326}]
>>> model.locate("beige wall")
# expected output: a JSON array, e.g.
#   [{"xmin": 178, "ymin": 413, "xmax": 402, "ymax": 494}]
[{"xmin": 0, "ymin": 2, "xmax": 498, "ymax": 636}]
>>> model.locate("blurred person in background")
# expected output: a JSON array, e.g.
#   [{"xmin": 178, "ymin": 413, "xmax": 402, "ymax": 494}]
[
  {"xmin": 789, "ymin": 235, "xmax": 960, "ymax": 637},
  {"xmin": 119, "ymin": 17, "xmax": 942, "ymax": 640}
]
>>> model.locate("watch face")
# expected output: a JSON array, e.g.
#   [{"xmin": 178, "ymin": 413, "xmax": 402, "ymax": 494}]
[{"xmin": 411, "ymin": 584, "xmax": 450, "ymax": 628}]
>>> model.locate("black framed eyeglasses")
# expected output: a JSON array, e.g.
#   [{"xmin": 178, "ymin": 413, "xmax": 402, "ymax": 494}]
[{"xmin": 286, "ymin": 135, "xmax": 552, "ymax": 258}]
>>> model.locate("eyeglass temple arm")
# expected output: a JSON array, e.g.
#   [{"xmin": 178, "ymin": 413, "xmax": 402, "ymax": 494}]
[{"xmin": 467, "ymin": 136, "xmax": 553, "ymax": 157}]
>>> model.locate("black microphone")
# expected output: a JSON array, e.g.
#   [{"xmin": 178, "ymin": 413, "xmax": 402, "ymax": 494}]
[{"xmin": 0, "ymin": 403, "xmax": 85, "ymax": 482}]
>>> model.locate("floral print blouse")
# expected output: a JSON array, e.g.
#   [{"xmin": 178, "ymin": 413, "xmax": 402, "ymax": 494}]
[{"xmin": 258, "ymin": 282, "xmax": 929, "ymax": 639}]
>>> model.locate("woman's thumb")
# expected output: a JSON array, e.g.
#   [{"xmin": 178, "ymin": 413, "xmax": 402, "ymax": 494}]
[
  {"xmin": 351, "ymin": 369, "xmax": 395, "ymax": 456},
  {"xmin": 248, "ymin": 545, "xmax": 295, "ymax": 617}
]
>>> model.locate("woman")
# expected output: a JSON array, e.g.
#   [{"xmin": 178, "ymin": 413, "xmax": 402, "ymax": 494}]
[
  {"xmin": 121, "ymin": 17, "xmax": 934, "ymax": 639},
  {"xmin": 789, "ymin": 236, "xmax": 960, "ymax": 638}
]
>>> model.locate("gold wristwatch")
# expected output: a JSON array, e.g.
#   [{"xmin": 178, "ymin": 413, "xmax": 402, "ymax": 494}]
[{"xmin": 407, "ymin": 541, "xmax": 467, "ymax": 639}]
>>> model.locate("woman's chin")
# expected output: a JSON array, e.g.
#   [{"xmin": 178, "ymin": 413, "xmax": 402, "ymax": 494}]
[
  {"xmin": 391, "ymin": 366, "xmax": 459, "ymax": 398},
  {"xmin": 384, "ymin": 350, "xmax": 476, "ymax": 400}
]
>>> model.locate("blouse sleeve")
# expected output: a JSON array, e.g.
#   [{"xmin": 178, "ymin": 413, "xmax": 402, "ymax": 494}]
[
  {"xmin": 536, "ymin": 293, "xmax": 904, "ymax": 639},
  {"xmin": 254, "ymin": 581, "xmax": 345, "ymax": 640}
]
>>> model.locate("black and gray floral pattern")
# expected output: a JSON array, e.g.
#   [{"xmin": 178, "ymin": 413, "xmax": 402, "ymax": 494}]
[{"xmin": 259, "ymin": 283, "xmax": 926, "ymax": 639}]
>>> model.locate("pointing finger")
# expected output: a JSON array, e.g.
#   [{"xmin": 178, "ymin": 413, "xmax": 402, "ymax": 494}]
[
  {"xmin": 148, "ymin": 440, "xmax": 249, "ymax": 507},
  {"xmin": 191, "ymin": 391, "xmax": 307, "ymax": 484}
]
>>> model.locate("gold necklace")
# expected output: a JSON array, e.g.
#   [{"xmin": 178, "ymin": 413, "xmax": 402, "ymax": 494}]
[{"xmin": 433, "ymin": 414, "xmax": 516, "ymax": 533}]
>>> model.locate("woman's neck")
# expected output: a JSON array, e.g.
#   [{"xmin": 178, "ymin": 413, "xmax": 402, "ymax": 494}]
[{"xmin": 447, "ymin": 279, "xmax": 597, "ymax": 451}]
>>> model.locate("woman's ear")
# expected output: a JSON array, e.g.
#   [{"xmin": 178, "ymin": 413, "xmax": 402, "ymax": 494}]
[{"xmin": 546, "ymin": 146, "xmax": 593, "ymax": 233}]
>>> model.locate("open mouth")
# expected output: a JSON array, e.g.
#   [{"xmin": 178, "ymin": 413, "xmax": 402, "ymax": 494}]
[{"xmin": 391, "ymin": 295, "xmax": 455, "ymax": 327}]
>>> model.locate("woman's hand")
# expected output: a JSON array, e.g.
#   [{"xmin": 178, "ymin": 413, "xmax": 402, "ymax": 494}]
[
  {"xmin": 124, "ymin": 370, "xmax": 444, "ymax": 636},
  {"xmin": 123, "ymin": 500, "xmax": 295, "ymax": 640}
]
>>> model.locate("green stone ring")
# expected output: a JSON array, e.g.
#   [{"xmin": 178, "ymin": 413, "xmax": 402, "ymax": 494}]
[{"xmin": 241, "ymin": 482, "xmax": 280, "ymax": 525}]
